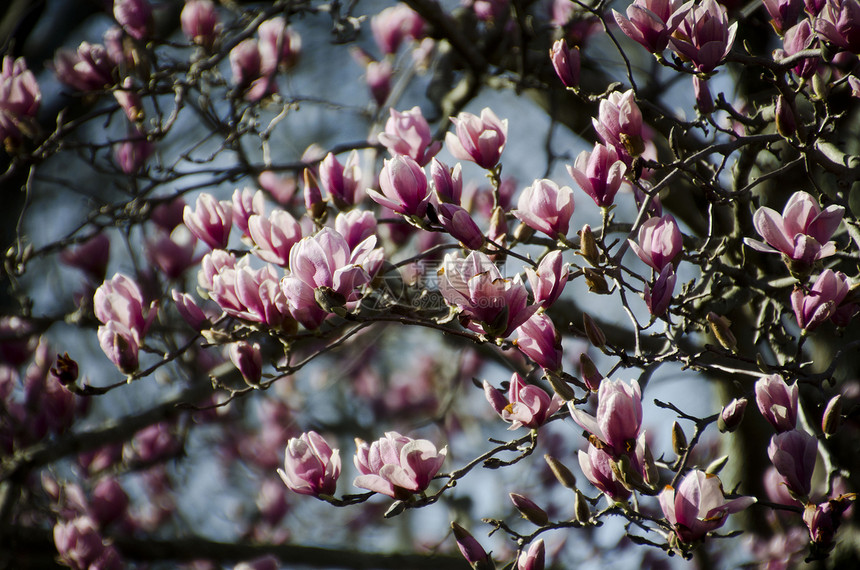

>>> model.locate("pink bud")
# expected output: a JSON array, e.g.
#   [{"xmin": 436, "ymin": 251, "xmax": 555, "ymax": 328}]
[
  {"xmin": 567, "ymin": 143, "xmax": 626, "ymax": 208},
  {"xmin": 257, "ymin": 478, "xmax": 289, "ymax": 526},
  {"xmin": 171, "ymin": 290, "xmax": 208, "ymax": 330},
  {"xmin": 183, "ymin": 193, "xmax": 233, "ymax": 250},
  {"xmin": 151, "ymin": 196, "xmax": 187, "ymax": 231},
  {"xmin": 97, "ymin": 322, "xmax": 139, "ymax": 373},
  {"xmin": 550, "ymin": 39, "xmax": 580, "ymax": 88},
  {"xmin": 484, "ymin": 372, "xmax": 563, "ymax": 430},
  {"xmin": 517, "ymin": 539, "xmax": 545, "ymax": 570},
  {"xmin": 319, "ymin": 151, "xmax": 362, "ymax": 209},
  {"xmin": 791, "ymin": 269, "xmax": 851, "ymax": 331},
  {"xmin": 718, "ymin": 397, "xmax": 748, "ymax": 433},
  {"xmin": 229, "ymin": 341, "xmax": 262, "ymax": 386},
  {"xmin": 54, "ymin": 516, "xmax": 122, "ymax": 570},
  {"xmin": 613, "ymin": 0, "xmax": 678, "ymax": 53},
  {"xmin": 515, "ymin": 313, "xmax": 564, "ymax": 372},
  {"xmin": 368, "ymin": 155, "xmax": 430, "ymax": 217},
  {"xmin": 365, "ymin": 59, "xmax": 392, "ymax": 106},
  {"xmin": 430, "ymin": 158, "xmax": 463, "ymax": 204},
  {"xmin": 113, "ymin": 0, "xmax": 153, "ymax": 40},
  {"xmin": 694, "ymin": 76, "xmax": 714, "ymax": 114},
  {"xmin": 513, "ymin": 179, "xmax": 575, "ymax": 238},
  {"xmin": 643, "ymin": 264, "xmax": 676, "ymax": 317},
  {"xmin": 114, "ymin": 132, "xmax": 153, "ymax": 174},
  {"xmin": 510, "ymin": 492, "xmax": 549, "ymax": 525},
  {"xmin": 0, "ymin": 56, "xmax": 41, "ymax": 146},
  {"xmin": 378, "ymin": 106, "xmax": 441, "ymax": 166},
  {"xmin": 437, "ymin": 203, "xmax": 485, "ymax": 250},
  {"xmin": 768, "ymin": 429, "xmax": 818, "ymax": 498},
  {"xmin": 89, "ymin": 477, "xmax": 129, "ymax": 526},
  {"xmin": 755, "ymin": 374, "xmax": 799, "ymax": 432},
  {"xmin": 445, "ymin": 108, "xmax": 508, "ymax": 170},
  {"xmin": 146, "ymin": 226, "xmax": 198, "ymax": 279},
  {"xmin": 258, "ymin": 171, "xmax": 297, "ymax": 205},
  {"xmin": 525, "ymin": 250, "xmax": 569, "ymax": 308},
  {"xmin": 181, "ymin": 0, "xmax": 219, "ymax": 48},
  {"xmin": 371, "ymin": 4, "xmax": 424, "ymax": 55},
  {"xmin": 628, "ymin": 214, "xmax": 682, "ymax": 272},
  {"xmin": 452, "ymin": 522, "xmax": 493, "ymax": 569},
  {"xmin": 258, "ymin": 17, "xmax": 302, "ymax": 73},
  {"xmin": 60, "ymin": 234, "xmax": 111, "ymax": 282}
]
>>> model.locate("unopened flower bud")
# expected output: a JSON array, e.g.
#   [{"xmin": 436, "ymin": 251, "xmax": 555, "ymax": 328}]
[
  {"xmin": 546, "ymin": 372, "xmax": 576, "ymax": 401},
  {"xmin": 544, "ymin": 455, "xmax": 577, "ymax": 490},
  {"xmin": 513, "ymin": 221, "xmax": 535, "ymax": 243},
  {"xmin": 510, "ymin": 493, "xmax": 549, "ymax": 526},
  {"xmin": 822, "ymin": 395, "xmax": 842, "ymax": 436},
  {"xmin": 229, "ymin": 341, "xmax": 262, "ymax": 386},
  {"xmin": 672, "ymin": 421, "xmax": 687, "ymax": 455},
  {"xmin": 50, "ymin": 353, "xmax": 79, "ymax": 386},
  {"xmin": 452, "ymin": 522, "xmax": 494, "ymax": 570},
  {"xmin": 578, "ymin": 225, "xmax": 600, "ymax": 266},
  {"xmin": 775, "ymin": 95, "xmax": 797, "ymax": 138},
  {"xmin": 583, "ymin": 268, "xmax": 609, "ymax": 294},
  {"xmin": 706, "ymin": 455, "xmax": 729, "ymax": 475},
  {"xmin": 582, "ymin": 313, "xmax": 606, "ymax": 350},
  {"xmin": 574, "ymin": 489, "xmax": 590, "ymax": 523},
  {"xmin": 706, "ymin": 311, "xmax": 737, "ymax": 351},
  {"xmin": 717, "ymin": 397, "xmax": 747, "ymax": 433},
  {"xmin": 579, "ymin": 353, "xmax": 602, "ymax": 392}
]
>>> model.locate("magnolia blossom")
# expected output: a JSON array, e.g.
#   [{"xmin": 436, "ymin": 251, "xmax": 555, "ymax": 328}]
[
  {"xmin": 745, "ymin": 191, "xmax": 843, "ymax": 273},
  {"xmin": 353, "ymin": 431, "xmax": 446, "ymax": 498},
  {"xmin": 644, "ymin": 264, "xmax": 676, "ymax": 317},
  {"xmin": 430, "ymin": 159, "xmax": 463, "ymax": 204},
  {"xmin": 755, "ymin": 374, "xmax": 799, "ymax": 432},
  {"xmin": 181, "ymin": 0, "xmax": 220, "ymax": 47},
  {"xmin": 334, "ymin": 210, "xmax": 377, "ymax": 251},
  {"xmin": 768, "ymin": 429, "xmax": 818, "ymax": 498},
  {"xmin": 146, "ymin": 225, "xmax": 198, "ymax": 279},
  {"xmin": 763, "ymin": 0, "xmax": 804, "ymax": 34},
  {"xmin": 778, "ymin": 20, "xmax": 820, "ymax": 79},
  {"xmin": 659, "ymin": 470, "xmax": 756, "ymax": 543},
  {"xmin": 569, "ymin": 378, "xmax": 643, "ymax": 457},
  {"xmin": 258, "ymin": 17, "xmax": 302, "ymax": 72},
  {"xmin": 669, "ymin": 0, "xmax": 738, "ymax": 73},
  {"xmin": 815, "ymin": 0, "xmax": 860, "ymax": 53},
  {"xmin": 629, "ymin": 215, "xmax": 683, "ymax": 271},
  {"xmin": 592, "ymin": 90, "xmax": 645, "ymax": 160},
  {"xmin": 568, "ymin": 143, "xmax": 627, "ymax": 207},
  {"xmin": 370, "ymin": 4, "xmax": 424, "ymax": 55},
  {"xmin": 231, "ymin": 187, "xmax": 266, "ymax": 236},
  {"xmin": 791, "ymin": 269, "xmax": 851, "ymax": 331},
  {"xmin": 525, "ymin": 250, "xmax": 569, "ymax": 308},
  {"xmin": 437, "ymin": 203, "xmax": 485, "ymax": 250},
  {"xmin": 54, "ymin": 516, "xmax": 123, "ymax": 570},
  {"xmin": 578, "ymin": 444, "xmax": 632, "ymax": 502},
  {"xmin": 114, "ymin": 0, "xmax": 152, "ymax": 40},
  {"xmin": 280, "ymin": 228, "xmax": 382, "ymax": 329},
  {"xmin": 319, "ymin": 151, "xmax": 362, "ymax": 208},
  {"xmin": 483, "ymin": 372, "xmax": 563, "ymax": 430},
  {"xmin": 183, "ymin": 193, "xmax": 233, "ymax": 249},
  {"xmin": 378, "ymin": 106, "xmax": 441, "ymax": 166},
  {"xmin": 51, "ymin": 42, "xmax": 115, "ymax": 92},
  {"xmin": 94, "ymin": 273, "xmax": 157, "ymax": 337},
  {"xmin": 247, "ymin": 209, "xmax": 302, "ymax": 267},
  {"xmin": 438, "ymin": 251, "xmax": 537, "ymax": 338},
  {"xmin": 445, "ymin": 108, "xmax": 508, "ymax": 169},
  {"xmin": 512, "ymin": 179, "xmax": 575, "ymax": 238},
  {"xmin": 367, "ymin": 155, "xmax": 431, "ymax": 217},
  {"xmin": 613, "ymin": 0, "xmax": 678, "ymax": 53},
  {"xmin": 515, "ymin": 313, "xmax": 564, "ymax": 372},
  {"xmin": 452, "ymin": 522, "xmax": 492, "ymax": 568},
  {"xmin": 228, "ymin": 341, "xmax": 262, "ymax": 385},
  {"xmin": 0, "ymin": 56, "xmax": 42, "ymax": 145},
  {"xmin": 550, "ymin": 39, "xmax": 580, "ymax": 88},
  {"xmin": 517, "ymin": 539, "xmax": 545, "ymax": 570},
  {"xmin": 278, "ymin": 431, "xmax": 341, "ymax": 497}
]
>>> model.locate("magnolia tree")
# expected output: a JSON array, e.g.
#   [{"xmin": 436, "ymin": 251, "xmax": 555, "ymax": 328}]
[{"xmin": 2, "ymin": 0, "xmax": 860, "ymax": 568}]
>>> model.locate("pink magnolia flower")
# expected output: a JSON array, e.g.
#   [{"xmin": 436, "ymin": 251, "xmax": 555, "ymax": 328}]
[
  {"xmin": 183, "ymin": 193, "xmax": 233, "ymax": 250},
  {"xmin": 171, "ymin": 290, "xmax": 208, "ymax": 330},
  {"xmin": 763, "ymin": 0, "xmax": 804, "ymax": 34},
  {"xmin": 151, "ymin": 196, "xmax": 186, "ymax": 231},
  {"xmin": 569, "ymin": 378, "xmax": 643, "ymax": 457},
  {"xmin": 815, "ymin": 0, "xmax": 860, "ymax": 53},
  {"xmin": 146, "ymin": 226, "xmax": 198, "ymax": 279},
  {"xmin": 378, "ymin": 106, "xmax": 441, "ymax": 166},
  {"xmin": 613, "ymin": 0, "xmax": 678, "ymax": 53},
  {"xmin": 181, "ymin": 0, "xmax": 220, "ymax": 48},
  {"xmin": 278, "ymin": 431, "xmax": 341, "ymax": 497},
  {"xmin": 97, "ymin": 321, "xmax": 139, "ymax": 373},
  {"xmin": 94, "ymin": 273, "xmax": 157, "ymax": 336},
  {"xmin": 745, "ymin": 191, "xmax": 843, "ymax": 272},
  {"xmin": 438, "ymin": 251, "xmax": 537, "ymax": 338},
  {"xmin": 258, "ymin": 17, "xmax": 302, "ymax": 72},
  {"xmin": 550, "ymin": 39, "xmax": 580, "ymax": 88},
  {"xmin": 629, "ymin": 214, "xmax": 683, "ymax": 271},
  {"xmin": 512, "ymin": 179, "xmax": 575, "ymax": 238},
  {"xmin": 89, "ymin": 477, "xmax": 129, "ymax": 527},
  {"xmin": 768, "ymin": 429, "xmax": 818, "ymax": 498},
  {"xmin": 114, "ymin": 0, "xmax": 153, "ymax": 40},
  {"xmin": 669, "ymin": 0, "xmax": 738, "ymax": 73},
  {"xmin": 228, "ymin": 341, "xmax": 262, "ymax": 385},
  {"xmin": 334, "ymin": 210, "xmax": 377, "ymax": 251},
  {"xmin": 114, "ymin": 132, "xmax": 153, "ymax": 174},
  {"xmin": 0, "ymin": 56, "xmax": 41, "ymax": 146},
  {"xmin": 229, "ymin": 39, "xmax": 272, "ymax": 101},
  {"xmin": 644, "ymin": 264, "xmax": 676, "ymax": 317},
  {"xmin": 517, "ymin": 539, "xmax": 545, "ymax": 570},
  {"xmin": 777, "ymin": 20, "xmax": 820, "ymax": 78},
  {"xmin": 445, "ymin": 108, "xmax": 508, "ymax": 170},
  {"xmin": 525, "ymin": 250, "xmax": 569, "ymax": 308},
  {"xmin": 60, "ymin": 233, "xmax": 111, "ymax": 282},
  {"xmin": 353, "ymin": 431, "xmax": 446, "ymax": 498},
  {"xmin": 804, "ymin": 497, "xmax": 854, "ymax": 548},
  {"xmin": 54, "ymin": 516, "xmax": 123, "ymax": 570},
  {"xmin": 592, "ymin": 89, "xmax": 645, "ymax": 160},
  {"xmin": 515, "ymin": 313, "xmax": 564, "ymax": 372},
  {"xmin": 718, "ymin": 397, "xmax": 748, "ymax": 433},
  {"xmin": 437, "ymin": 203, "xmax": 485, "ymax": 250},
  {"xmin": 791, "ymin": 269, "xmax": 851, "ymax": 331},
  {"xmin": 51, "ymin": 42, "xmax": 115, "ymax": 92},
  {"xmin": 755, "ymin": 374, "xmax": 799, "ymax": 432},
  {"xmin": 659, "ymin": 470, "xmax": 756, "ymax": 543},
  {"xmin": 247, "ymin": 209, "xmax": 302, "ymax": 267},
  {"xmin": 365, "ymin": 58, "xmax": 392, "ymax": 106},
  {"xmin": 231, "ymin": 187, "xmax": 266, "ymax": 236},
  {"xmin": 281, "ymin": 228, "xmax": 382, "ymax": 329},
  {"xmin": 371, "ymin": 4, "xmax": 424, "ymax": 55},
  {"xmin": 234, "ymin": 263, "xmax": 293, "ymax": 328},
  {"xmin": 367, "ymin": 155, "xmax": 431, "ymax": 217},
  {"xmin": 567, "ymin": 143, "xmax": 627, "ymax": 208},
  {"xmin": 484, "ymin": 372, "xmax": 563, "ymax": 430},
  {"xmin": 319, "ymin": 151, "xmax": 362, "ymax": 209},
  {"xmin": 430, "ymin": 158, "xmax": 463, "ymax": 204},
  {"xmin": 693, "ymin": 76, "xmax": 714, "ymax": 114},
  {"xmin": 578, "ymin": 444, "xmax": 632, "ymax": 502},
  {"xmin": 452, "ymin": 522, "xmax": 493, "ymax": 568}
]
